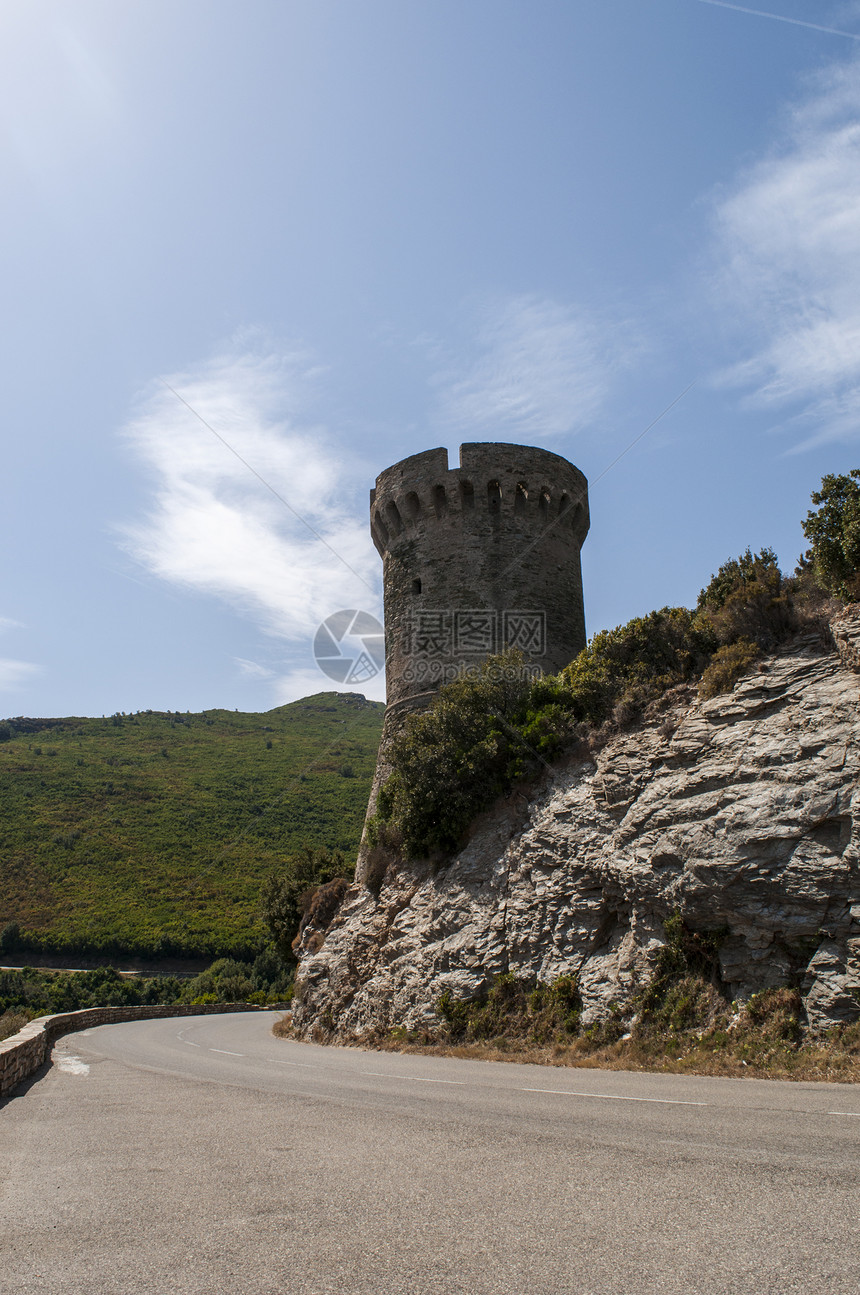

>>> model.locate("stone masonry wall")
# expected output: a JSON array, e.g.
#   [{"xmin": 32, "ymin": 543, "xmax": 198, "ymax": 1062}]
[{"xmin": 0, "ymin": 1002, "xmax": 260, "ymax": 1099}]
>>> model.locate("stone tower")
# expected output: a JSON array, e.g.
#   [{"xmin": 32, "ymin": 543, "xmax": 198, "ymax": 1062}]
[
  {"xmin": 371, "ymin": 442, "xmax": 589, "ymax": 713},
  {"xmin": 357, "ymin": 442, "xmax": 589, "ymax": 883}
]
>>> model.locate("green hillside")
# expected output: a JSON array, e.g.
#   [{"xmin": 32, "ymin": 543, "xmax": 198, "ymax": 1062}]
[{"xmin": 0, "ymin": 693, "xmax": 383, "ymax": 962}]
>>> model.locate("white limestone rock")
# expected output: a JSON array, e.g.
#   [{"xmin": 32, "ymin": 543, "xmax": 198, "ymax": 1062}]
[{"xmin": 292, "ymin": 626, "xmax": 860, "ymax": 1040}]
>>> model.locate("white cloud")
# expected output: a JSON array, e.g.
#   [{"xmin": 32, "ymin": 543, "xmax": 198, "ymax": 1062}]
[
  {"xmin": 234, "ymin": 657, "xmax": 276, "ymax": 681},
  {"xmin": 711, "ymin": 58, "xmax": 860, "ymax": 447},
  {"xmin": 121, "ymin": 343, "xmax": 381, "ymax": 655},
  {"xmin": 0, "ymin": 658, "xmax": 39, "ymax": 692},
  {"xmin": 0, "ymin": 618, "xmax": 23, "ymax": 636},
  {"xmin": 433, "ymin": 294, "xmax": 637, "ymax": 440},
  {"xmin": 270, "ymin": 664, "xmax": 386, "ymax": 705}
]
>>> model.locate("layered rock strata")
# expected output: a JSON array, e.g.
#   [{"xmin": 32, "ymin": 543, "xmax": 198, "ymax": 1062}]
[{"xmin": 292, "ymin": 626, "xmax": 860, "ymax": 1038}]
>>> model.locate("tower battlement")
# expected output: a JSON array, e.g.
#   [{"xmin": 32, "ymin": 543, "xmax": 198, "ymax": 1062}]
[{"xmin": 370, "ymin": 443, "xmax": 588, "ymax": 558}]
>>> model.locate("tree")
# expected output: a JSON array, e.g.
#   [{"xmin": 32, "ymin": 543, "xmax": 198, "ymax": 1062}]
[
  {"xmin": 261, "ymin": 846, "xmax": 348, "ymax": 961},
  {"xmin": 0, "ymin": 922, "xmax": 20, "ymax": 953},
  {"xmin": 801, "ymin": 470, "xmax": 860, "ymax": 600}
]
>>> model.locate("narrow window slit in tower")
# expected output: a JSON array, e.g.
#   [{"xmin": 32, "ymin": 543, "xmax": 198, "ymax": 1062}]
[
  {"xmin": 385, "ymin": 501, "xmax": 403, "ymax": 536},
  {"xmin": 515, "ymin": 483, "xmax": 528, "ymax": 517},
  {"xmin": 487, "ymin": 480, "xmax": 502, "ymax": 517},
  {"xmin": 433, "ymin": 484, "xmax": 448, "ymax": 517},
  {"xmin": 411, "ymin": 578, "xmax": 422, "ymax": 595},
  {"xmin": 405, "ymin": 491, "xmax": 422, "ymax": 521},
  {"xmin": 558, "ymin": 493, "xmax": 570, "ymax": 519},
  {"xmin": 539, "ymin": 488, "xmax": 551, "ymax": 519},
  {"xmin": 460, "ymin": 480, "xmax": 475, "ymax": 510}
]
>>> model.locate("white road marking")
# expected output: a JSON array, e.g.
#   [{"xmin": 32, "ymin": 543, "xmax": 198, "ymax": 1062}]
[
  {"xmin": 520, "ymin": 1087, "xmax": 708, "ymax": 1107},
  {"xmin": 362, "ymin": 1071, "xmax": 465, "ymax": 1085},
  {"xmin": 406, "ymin": 1076, "xmax": 466, "ymax": 1085},
  {"xmin": 158, "ymin": 1028, "xmax": 860, "ymax": 1119},
  {"xmin": 56, "ymin": 1055, "xmax": 89, "ymax": 1076}
]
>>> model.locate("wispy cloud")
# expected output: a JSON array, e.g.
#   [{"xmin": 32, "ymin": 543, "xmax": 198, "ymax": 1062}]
[
  {"xmin": 692, "ymin": 0, "xmax": 860, "ymax": 41},
  {"xmin": 234, "ymin": 657, "xmax": 276, "ymax": 681},
  {"xmin": 0, "ymin": 659, "xmax": 39, "ymax": 692},
  {"xmin": 433, "ymin": 294, "xmax": 637, "ymax": 440},
  {"xmin": 710, "ymin": 58, "xmax": 860, "ymax": 448},
  {"xmin": 0, "ymin": 619, "xmax": 38, "ymax": 694},
  {"xmin": 121, "ymin": 341, "xmax": 381, "ymax": 698}
]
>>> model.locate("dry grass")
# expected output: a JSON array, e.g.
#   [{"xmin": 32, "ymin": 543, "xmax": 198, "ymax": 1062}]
[
  {"xmin": 329, "ymin": 1025, "xmax": 860, "ymax": 1083},
  {"xmin": 0, "ymin": 1009, "xmax": 29, "ymax": 1042},
  {"xmin": 272, "ymin": 1012, "xmax": 292, "ymax": 1038},
  {"xmin": 273, "ymin": 986, "xmax": 860, "ymax": 1084}
]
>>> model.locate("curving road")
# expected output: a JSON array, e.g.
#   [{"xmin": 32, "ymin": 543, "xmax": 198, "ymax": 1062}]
[{"xmin": 2, "ymin": 1011, "xmax": 859, "ymax": 1294}]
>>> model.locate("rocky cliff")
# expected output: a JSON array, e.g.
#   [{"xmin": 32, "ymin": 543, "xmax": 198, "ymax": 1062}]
[{"xmin": 291, "ymin": 615, "xmax": 860, "ymax": 1039}]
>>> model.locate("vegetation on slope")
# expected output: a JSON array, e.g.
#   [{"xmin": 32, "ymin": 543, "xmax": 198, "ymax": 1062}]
[
  {"xmin": 373, "ymin": 913, "xmax": 860, "ymax": 1083},
  {"xmin": 261, "ymin": 845, "xmax": 350, "ymax": 961},
  {"xmin": 0, "ymin": 693, "xmax": 382, "ymax": 961}
]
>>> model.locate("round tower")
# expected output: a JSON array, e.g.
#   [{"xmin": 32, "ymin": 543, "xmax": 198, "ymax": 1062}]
[
  {"xmin": 371, "ymin": 442, "xmax": 589, "ymax": 714},
  {"xmin": 356, "ymin": 442, "xmax": 589, "ymax": 886}
]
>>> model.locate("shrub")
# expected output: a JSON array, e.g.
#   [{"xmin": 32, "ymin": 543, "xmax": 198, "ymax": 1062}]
[
  {"xmin": 371, "ymin": 488, "xmax": 843, "ymax": 862},
  {"xmin": 561, "ymin": 607, "xmax": 717, "ymax": 726},
  {"xmin": 697, "ymin": 547, "xmax": 795, "ymax": 648},
  {"xmin": 636, "ymin": 911, "xmax": 727, "ymax": 1035},
  {"xmin": 0, "ymin": 922, "xmax": 21, "ymax": 953},
  {"xmin": 739, "ymin": 987, "xmax": 803, "ymax": 1044},
  {"xmin": 698, "ymin": 638, "xmax": 761, "ymax": 699},
  {"xmin": 262, "ymin": 846, "xmax": 350, "ymax": 961},
  {"xmin": 0, "ymin": 1009, "xmax": 27, "ymax": 1041},
  {"xmin": 375, "ymin": 620, "xmax": 719, "ymax": 860},
  {"xmin": 372, "ymin": 653, "xmax": 578, "ymax": 858},
  {"xmin": 437, "ymin": 972, "xmax": 582, "ymax": 1044}
]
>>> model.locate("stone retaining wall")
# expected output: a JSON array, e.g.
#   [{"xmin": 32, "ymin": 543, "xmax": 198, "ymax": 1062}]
[{"xmin": 0, "ymin": 1002, "xmax": 260, "ymax": 1099}]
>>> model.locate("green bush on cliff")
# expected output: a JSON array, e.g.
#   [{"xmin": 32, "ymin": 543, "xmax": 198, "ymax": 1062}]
[
  {"xmin": 698, "ymin": 638, "xmax": 762, "ymax": 700},
  {"xmin": 561, "ymin": 606, "xmax": 717, "ymax": 724},
  {"xmin": 437, "ymin": 972, "xmax": 582, "ymax": 1045},
  {"xmin": 372, "ymin": 600, "xmax": 778, "ymax": 860},
  {"xmin": 696, "ymin": 547, "xmax": 795, "ymax": 648},
  {"xmin": 371, "ymin": 653, "xmax": 577, "ymax": 857},
  {"xmin": 262, "ymin": 845, "xmax": 350, "ymax": 962},
  {"xmin": 801, "ymin": 469, "xmax": 860, "ymax": 600}
]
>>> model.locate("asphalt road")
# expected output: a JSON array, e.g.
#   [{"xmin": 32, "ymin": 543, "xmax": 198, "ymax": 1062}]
[{"xmin": 2, "ymin": 1011, "xmax": 859, "ymax": 1295}]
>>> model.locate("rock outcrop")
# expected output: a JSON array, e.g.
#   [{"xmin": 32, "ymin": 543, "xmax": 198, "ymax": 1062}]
[{"xmin": 291, "ymin": 623, "xmax": 860, "ymax": 1039}]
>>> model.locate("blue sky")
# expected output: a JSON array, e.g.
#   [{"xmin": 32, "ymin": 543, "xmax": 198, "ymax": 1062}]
[{"xmin": 2, "ymin": 0, "xmax": 860, "ymax": 716}]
